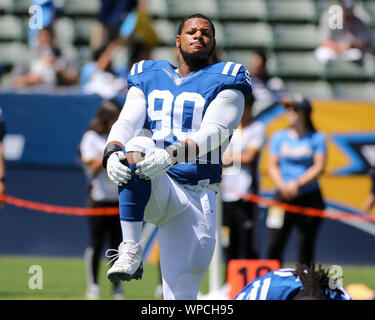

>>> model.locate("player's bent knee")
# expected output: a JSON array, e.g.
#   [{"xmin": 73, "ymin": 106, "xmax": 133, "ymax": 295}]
[
  {"xmin": 125, "ymin": 151, "xmax": 143, "ymax": 164},
  {"xmin": 125, "ymin": 136, "xmax": 155, "ymax": 164}
]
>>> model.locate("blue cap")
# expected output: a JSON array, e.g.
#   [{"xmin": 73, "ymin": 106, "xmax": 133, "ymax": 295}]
[{"xmin": 281, "ymin": 93, "xmax": 312, "ymax": 113}]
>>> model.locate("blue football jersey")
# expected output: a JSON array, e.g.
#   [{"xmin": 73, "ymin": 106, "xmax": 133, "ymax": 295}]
[
  {"xmin": 127, "ymin": 60, "xmax": 252, "ymax": 186},
  {"xmin": 234, "ymin": 268, "xmax": 352, "ymax": 300}
]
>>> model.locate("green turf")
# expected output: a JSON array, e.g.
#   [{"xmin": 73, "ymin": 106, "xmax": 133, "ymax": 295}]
[
  {"xmin": 0, "ymin": 256, "xmax": 165, "ymax": 300},
  {"xmin": 0, "ymin": 256, "xmax": 374, "ymax": 300}
]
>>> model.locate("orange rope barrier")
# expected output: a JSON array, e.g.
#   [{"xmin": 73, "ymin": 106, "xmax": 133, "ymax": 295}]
[
  {"xmin": 0, "ymin": 191, "xmax": 374, "ymax": 223},
  {"xmin": 239, "ymin": 192, "xmax": 375, "ymax": 223},
  {"xmin": 0, "ymin": 194, "xmax": 118, "ymax": 216}
]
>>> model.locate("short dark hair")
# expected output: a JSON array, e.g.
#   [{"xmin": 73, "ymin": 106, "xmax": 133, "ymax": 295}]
[
  {"xmin": 38, "ymin": 25, "xmax": 55, "ymax": 38},
  {"xmin": 89, "ymin": 101, "xmax": 121, "ymax": 135},
  {"xmin": 177, "ymin": 13, "xmax": 215, "ymax": 38},
  {"xmin": 245, "ymin": 92, "xmax": 255, "ymax": 107},
  {"xmin": 254, "ymin": 49, "xmax": 267, "ymax": 65}
]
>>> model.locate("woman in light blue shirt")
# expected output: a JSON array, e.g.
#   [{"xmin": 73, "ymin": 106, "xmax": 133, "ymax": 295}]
[{"xmin": 267, "ymin": 94, "xmax": 327, "ymax": 266}]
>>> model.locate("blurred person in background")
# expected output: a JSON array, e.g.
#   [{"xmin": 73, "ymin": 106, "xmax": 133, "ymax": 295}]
[
  {"xmin": 249, "ymin": 51, "xmax": 284, "ymax": 117},
  {"xmin": 90, "ymin": 0, "xmax": 159, "ymax": 62},
  {"xmin": 364, "ymin": 167, "xmax": 375, "ymax": 213},
  {"xmin": 118, "ymin": 3, "xmax": 160, "ymax": 65},
  {"xmin": 28, "ymin": 0, "xmax": 61, "ymax": 48},
  {"xmin": 12, "ymin": 27, "xmax": 79, "ymax": 89},
  {"xmin": 266, "ymin": 95, "xmax": 327, "ymax": 267},
  {"xmin": 81, "ymin": 39, "xmax": 127, "ymax": 100},
  {"xmin": 80, "ymin": 101, "xmax": 124, "ymax": 300},
  {"xmin": 90, "ymin": 0, "xmax": 138, "ymax": 50},
  {"xmin": 84, "ymin": 0, "xmax": 159, "ymax": 98},
  {"xmin": 221, "ymin": 93, "xmax": 266, "ymax": 266},
  {"xmin": 315, "ymin": 0, "xmax": 373, "ymax": 64}
]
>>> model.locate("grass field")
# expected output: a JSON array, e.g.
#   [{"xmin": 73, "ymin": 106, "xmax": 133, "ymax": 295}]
[{"xmin": 0, "ymin": 256, "xmax": 374, "ymax": 300}]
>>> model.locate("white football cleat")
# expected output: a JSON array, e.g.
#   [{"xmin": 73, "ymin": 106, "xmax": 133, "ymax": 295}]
[{"xmin": 106, "ymin": 241, "xmax": 144, "ymax": 282}]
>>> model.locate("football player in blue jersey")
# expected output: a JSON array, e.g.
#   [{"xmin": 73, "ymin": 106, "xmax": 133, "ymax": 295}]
[
  {"xmin": 101, "ymin": 13, "xmax": 252, "ymax": 299},
  {"xmin": 234, "ymin": 262, "xmax": 351, "ymax": 300}
]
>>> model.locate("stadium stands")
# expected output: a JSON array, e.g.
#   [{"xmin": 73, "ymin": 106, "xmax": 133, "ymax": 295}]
[
  {"xmin": 273, "ymin": 52, "xmax": 325, "ymax": 79},
  {"xmin": 224, "ymin": 22, "xmax": 273, "ymax": 49},
  {"xmin": 0, "ymin": 0, "xmax": 374, "ymax": 100},
  {"xmin": 54, "ymin": 17, "xmax": 75, "ymax": 47},
  {"xmin": 62, "ymin": 0, "xmax": 100, "ymax": 17},
  {"xmin": 332, "ymin": 82, "xmax": 375, "ymax": 100},
  {"xmin": 0, "ymin": 15, "xmax": 24, "ymax": 41},
  {"xmin": 326, "ymin": 57, "xmax": 375, "ymax": 81},
  {"xmin": 284, "ymin": 80, "xmax": 333, "ymax": 99},
  {"xmin": 168, "ymin": 0, "xmax": 219, "ymax": 19},
  {"xmin": 146, "ymin": 0, "xmax": 168, "ymax": 18},
  {"xmin": 218, "ymin": 0, "xmax": 267, "ymax": 21},
  {"xmin": 272, "ymin": 24, "xmax": 319, "ymax": 51},
  {"xmin": 153, "ymin": 19, "xmax": 177, "ymax": 46},
  {"xmin": 267, "ymin": 0, "xmax": 317, "ymax": 23},
  {"xmin": 0, "ymin": 42, "xmax": 27, "ymax": 67},
  {"xmin": 226, "ymin": 50, "xmax": 255, "ymax": 67},
  {"xmin": 10, "ymin": 0, "xmax": 31, "ymax": 15},
  {"xmin": 0, "ymin": 0, "xmax": 11, "ymax": 12},
  {"xmin": 73, "ymin": 18, "xmax": 94, "ymax": 45}
]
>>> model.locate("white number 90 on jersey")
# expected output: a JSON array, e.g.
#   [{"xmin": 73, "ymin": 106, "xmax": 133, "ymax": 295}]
[{"xmin": 147, "ymin": 90, "xmax": 205, "ymax": 142}]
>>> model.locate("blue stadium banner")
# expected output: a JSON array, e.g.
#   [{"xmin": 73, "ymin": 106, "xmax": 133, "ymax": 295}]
[{"xmin": 0, "ymin": 92, "xmax": 103, "ymax": 166}]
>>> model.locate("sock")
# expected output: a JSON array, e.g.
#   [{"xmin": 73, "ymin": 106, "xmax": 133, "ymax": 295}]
[
  {"xmin": 120, "ymin": 220, "xmax": 143, "ymax": 243},
  {"xmin": 118, "ymin": 163, "xmax": 151, "ymax": 222}
]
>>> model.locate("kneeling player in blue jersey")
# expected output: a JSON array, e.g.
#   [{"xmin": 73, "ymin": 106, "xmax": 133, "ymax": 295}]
[
  {"xmin": 102, "ymin": 13, "xmax": 252, "ymax": 300},
  {"xmin": 234, "ymin": 262, "xmax": 351, "ymax": 300}
]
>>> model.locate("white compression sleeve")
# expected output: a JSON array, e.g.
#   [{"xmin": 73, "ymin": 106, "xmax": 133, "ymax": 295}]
[
  {"xmin": 190, "ymin": 89, "xmax": 245, "ymax": 156},
  {"xmin": 107, "ymin": 86, "xmax": 147, "ymax": 145}
]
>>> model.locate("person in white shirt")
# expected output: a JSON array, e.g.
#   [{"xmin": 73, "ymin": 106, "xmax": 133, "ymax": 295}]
[
  {"xmin": 80, "ymin": 100, "xmax": 124, "ymax": 300},
  {"xmin": 221, "ymin": 93, "xmax": 266, "ymax": 263}
]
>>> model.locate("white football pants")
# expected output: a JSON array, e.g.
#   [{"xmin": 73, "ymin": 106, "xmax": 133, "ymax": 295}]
[{"xmin": 147, "ymin": 173, "xmax": 217, "ymax": 300}]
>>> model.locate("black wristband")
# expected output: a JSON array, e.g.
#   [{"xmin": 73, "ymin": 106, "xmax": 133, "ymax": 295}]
[
  {"xmin": 0, "ymin": 177, "xmax": 5, "ymax": 183},
  {"xmin": 102, "ymin": 144, "xmax": 122, "ymax": 169}
]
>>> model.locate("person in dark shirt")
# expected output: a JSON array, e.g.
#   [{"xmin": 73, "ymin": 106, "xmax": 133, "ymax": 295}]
[{"xmin": 90, "ymin": 0, "xmax": 138, "ymax": 50}]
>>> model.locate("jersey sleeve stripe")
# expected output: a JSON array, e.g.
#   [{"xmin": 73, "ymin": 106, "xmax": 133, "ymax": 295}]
[
  {"xmin": 130, "ymin": 63, "xmax": 136, "ymax": 76},
  {"xmin": 137, "ymin": 60, "xmax": 145, "ymax": 74},
  {"xmin": 222, "ymin": 62, "xmax": 233, "ymax": 75},
  {"xmin": 231, "ymin": 63, "xmax": 242, "ymax": 77}
]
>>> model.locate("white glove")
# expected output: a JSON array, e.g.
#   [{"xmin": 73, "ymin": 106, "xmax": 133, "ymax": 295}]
[
  {"xmin": 135, "ymin": 148, "xmax": 174, "ymax": 179},
  {"xmin": 106, "ymin": 151, "xmax": 132, "ymax": 186}
]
